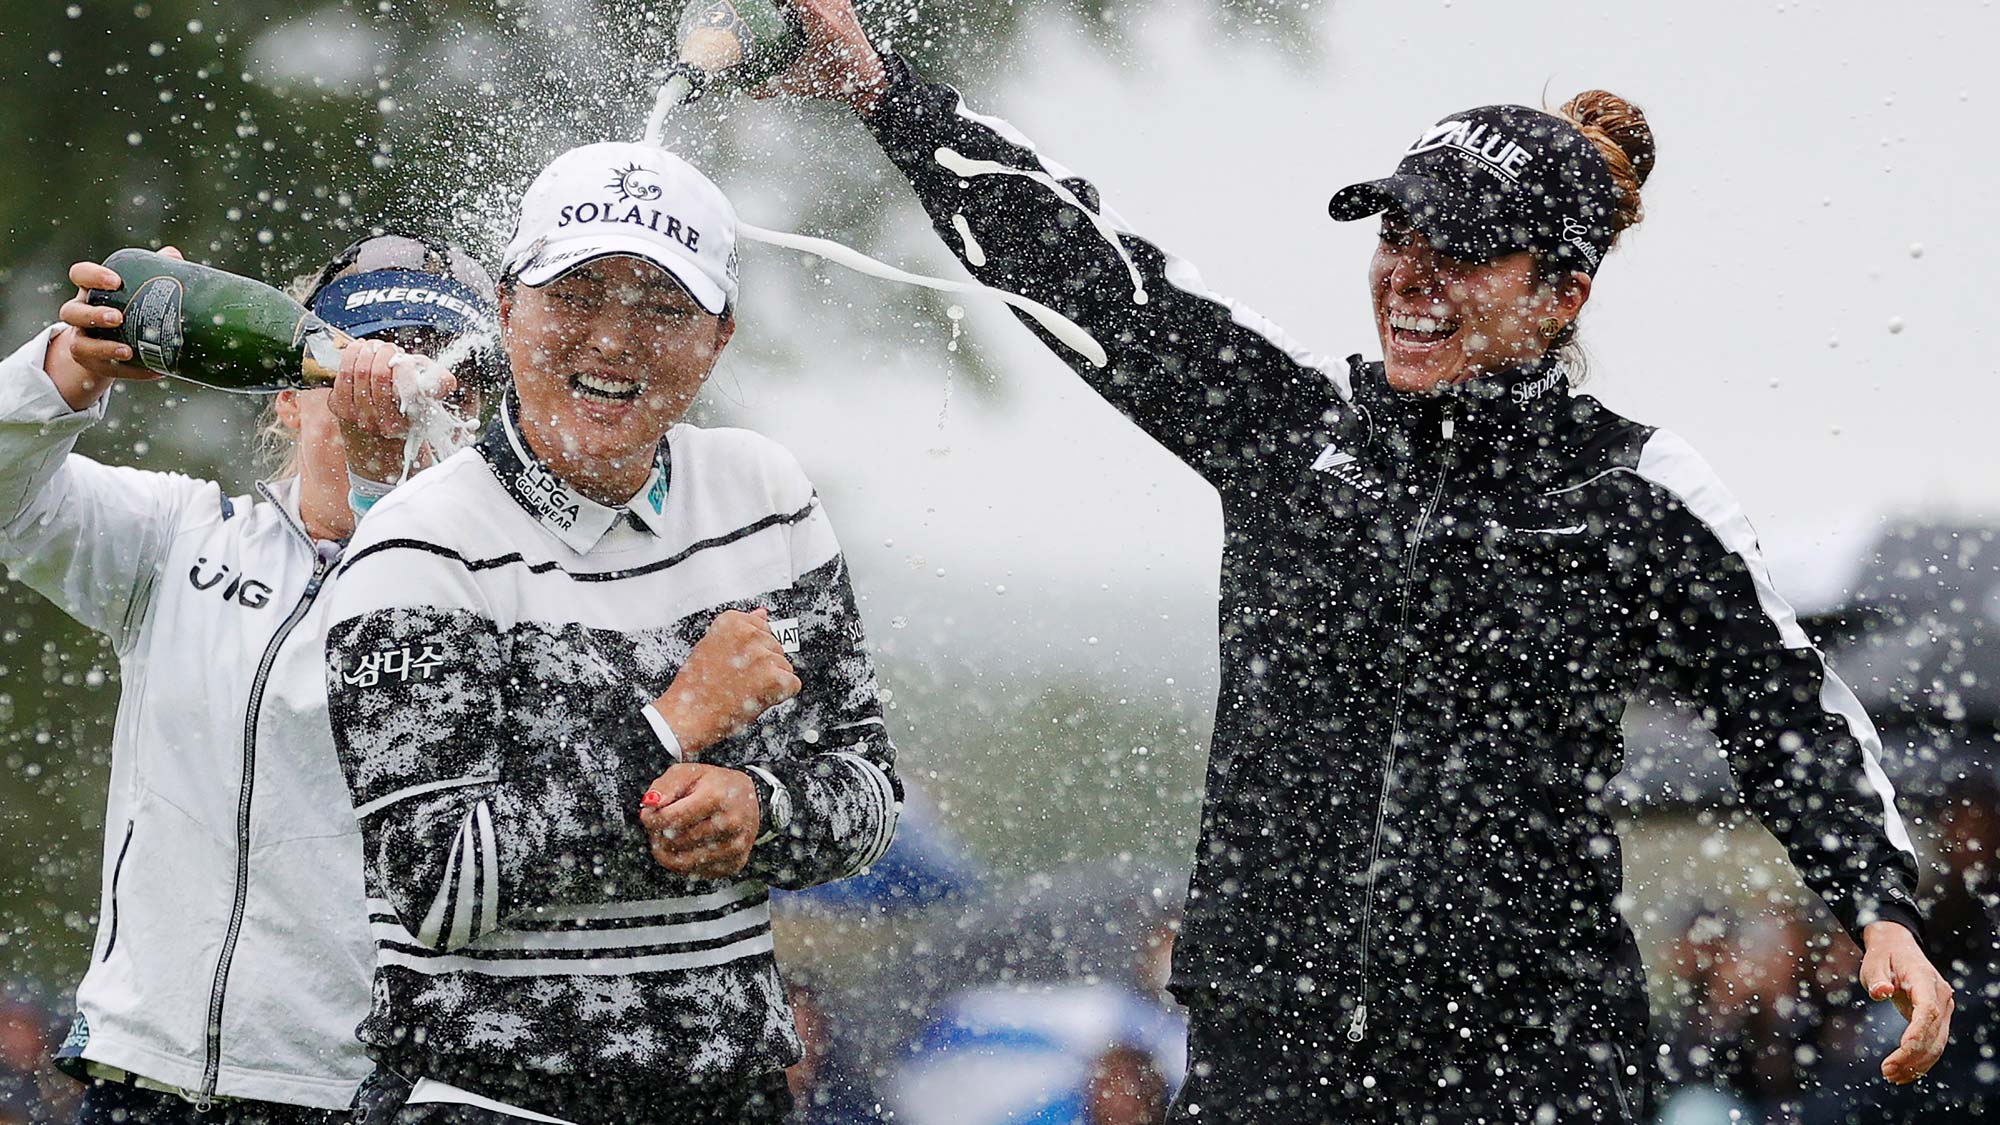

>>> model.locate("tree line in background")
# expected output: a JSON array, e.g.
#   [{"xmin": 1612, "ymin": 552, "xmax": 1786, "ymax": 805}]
[{"xmin": 0, "ymin": 0, "xmax": 1302, "ymax": 985}]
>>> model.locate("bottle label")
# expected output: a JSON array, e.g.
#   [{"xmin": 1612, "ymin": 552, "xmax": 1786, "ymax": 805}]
[{"xmin": 127, "ymin": 276, "xmax": 185, "ymax": 376}]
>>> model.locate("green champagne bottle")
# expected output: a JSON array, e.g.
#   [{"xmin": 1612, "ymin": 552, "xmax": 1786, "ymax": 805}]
[
  {"xmin": 84, "ymin": 248, "xmax": 352, "ymax": 393},
  {"xmin": 647, "ymin": 0, "xmax": 805, "ymax": 122},
  {"xmin": 677, "ymin": 0, "xmax": 804, "ymax": 86}
]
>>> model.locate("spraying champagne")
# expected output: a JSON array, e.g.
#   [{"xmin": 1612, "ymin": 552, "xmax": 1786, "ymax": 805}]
[
  {"xmin": 634, "ymin": 0, "xmax": 1109, "ymax": 369},
  {"xmin": 645, "ymin": 0, "xmax": 806, "ymax": 142},
  {"xmin": 83, "ymin": 248, "xmax": 352, "ymax": 392}
]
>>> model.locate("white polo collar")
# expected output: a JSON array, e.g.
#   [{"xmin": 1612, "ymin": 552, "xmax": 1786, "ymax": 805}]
[{"xmin": 480, "ymin": 393, "xmax": 673, "ymax": 554}]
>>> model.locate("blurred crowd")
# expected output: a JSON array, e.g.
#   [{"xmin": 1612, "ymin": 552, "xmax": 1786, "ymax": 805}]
[
  {"xmin": 1650, "ymin": 773, "xmax": 1997, "ymax": 1125},
  {"xmin": 0, "ymin": 771, "xmax": 1991, "ymax": 1125}
]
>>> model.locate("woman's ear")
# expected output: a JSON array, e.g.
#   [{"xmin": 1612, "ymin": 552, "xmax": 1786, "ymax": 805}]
[
  {"xmin": 274, "ymin": 389, "xmax": 303, "ymax": 433},
  {"xmin": 714, "ymin": 312, "xmax": 736, "ymax": 350},
  {"xmin": 1559, "ymin": 271, "xmax": 1593, "ymax": 319}
]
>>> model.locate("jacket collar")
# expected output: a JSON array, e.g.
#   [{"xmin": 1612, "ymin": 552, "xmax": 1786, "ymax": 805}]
[
  {"xmin": 255, "ymin": 477, "xmax": 318, "ymax": 552},
  {"xmin": 476, "ymin": 391, "xmax": 673, "ymax": 554},
  {"xmin": 1352, "ymin": 352, "xmax": 1578, "ymax": 486}
]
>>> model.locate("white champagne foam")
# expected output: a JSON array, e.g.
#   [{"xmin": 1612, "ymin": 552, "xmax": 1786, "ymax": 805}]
[
  {"xmin": 643, "ymin": 73, "xmax": 697, "ymax": 149},
  {"xmin": 390, "ymin": 328, "xmax": 492, "ymax": 481},
  {"xmin": 933, "ymin": 146, "xmax": 1148, "ymax": 306},
  {"xmin": 735, "ymin": 222, "xmax": 1108, "ymax": 369}
]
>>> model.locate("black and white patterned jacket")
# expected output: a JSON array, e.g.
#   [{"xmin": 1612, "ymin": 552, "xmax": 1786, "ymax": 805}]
[{"xmin": 323, "ymin": 396, "xmax": 899, "ymax": 1109}]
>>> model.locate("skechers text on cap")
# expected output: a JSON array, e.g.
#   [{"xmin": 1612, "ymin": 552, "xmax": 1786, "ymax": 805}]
[
  {"xmin": 1328, "ymin": 104, "xmax": 1619, "ymax": 276},
  {"xmin": 311, "ymin": 269, "xmax": 494, "ymax": 340},
  {"xmin": 502, "ymin": 142, "xmax": 740, "ymax": 314}
]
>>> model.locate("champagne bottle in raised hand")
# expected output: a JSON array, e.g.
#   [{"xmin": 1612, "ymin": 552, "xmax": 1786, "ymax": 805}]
[
  {"xmin": 645, "ymin": 0, "xmax": 806, "ymax": 137},
  {"xmin": 677, "ymin": 0, "xmax": 805, "ymax": 85},
  {"xmin": 83, "ymin": 247, "xmax": 352, "ymax": 393}
]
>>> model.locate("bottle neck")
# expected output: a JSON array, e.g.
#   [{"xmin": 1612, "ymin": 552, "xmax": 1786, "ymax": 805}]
[{"xmin": 298, "ymin": 323, "xmax": 352, "ymax": 387}]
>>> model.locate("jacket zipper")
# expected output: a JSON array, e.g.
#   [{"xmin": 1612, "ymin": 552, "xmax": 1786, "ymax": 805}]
[
  {"xmin": 197, "ymin": 524, "xmax": 328, "ymax": 1109},
  {"xmin": 1349, "ymin": 407, "xmax": 1457, "ymax": 1045},
  {"xmin": 1604, "ymin": 1041, "xmax": 1638, "ymax": 1122},
  {"xmin": 101, "ymin": 819, "xmax": 136, "ymax": 962}
]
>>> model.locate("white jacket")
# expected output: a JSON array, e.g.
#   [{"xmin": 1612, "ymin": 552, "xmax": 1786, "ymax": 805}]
[{"xmin": 0, "ymin": 326, "xmax": 372, "ymax": 1109}]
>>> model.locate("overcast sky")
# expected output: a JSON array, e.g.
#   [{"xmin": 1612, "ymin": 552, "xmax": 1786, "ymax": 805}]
[{"xmin": 694, "ymin": 0, "xmax": 1999, "ymax": 685}]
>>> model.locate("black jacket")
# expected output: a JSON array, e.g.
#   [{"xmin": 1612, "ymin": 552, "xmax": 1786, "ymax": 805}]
[{"xmin": 865, "ymin": 59, "xmax": 1924, "ymax": 1053}]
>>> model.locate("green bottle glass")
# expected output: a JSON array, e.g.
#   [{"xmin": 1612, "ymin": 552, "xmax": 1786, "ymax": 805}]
[
  {"xmin": 674, "ymin": 0, "xmax": 805, "ymax": 91},
  {"xmin": 84, "ymin": 248, "xmax": 352, "ymax": 393}
]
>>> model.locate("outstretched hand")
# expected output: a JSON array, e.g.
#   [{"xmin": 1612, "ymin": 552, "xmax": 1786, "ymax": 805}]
[
  {"xmin": 1859, "ymin": 920, "xmax": 1954, "ymax": 1084},
  {"xmin": 751, "ymin": 0, "xmax": 887, "ymax": 114}
]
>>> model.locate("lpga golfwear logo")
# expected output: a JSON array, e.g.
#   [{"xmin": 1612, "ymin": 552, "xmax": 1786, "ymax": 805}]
[
  {"xmin": 1406, "ymin": 119, "xmax": 1534, "ymax": 183},
  {"xmin": 516, "ymin": 459, "xmax": 583, "ymax": 531}
]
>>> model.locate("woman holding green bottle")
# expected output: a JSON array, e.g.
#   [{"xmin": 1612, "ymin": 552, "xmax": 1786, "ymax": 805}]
[{"xmin": 2, "ymin": 234, "xmax": 496, "ymax": 1124}]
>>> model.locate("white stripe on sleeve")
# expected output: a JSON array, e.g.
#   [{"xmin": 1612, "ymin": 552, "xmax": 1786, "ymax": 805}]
[
  {"xmin": 1632, "ymin": 429, "xmax": 1914, "ymax": 858},
  {"xmin": 449, "ymin": 810, "xmax": 480, "ymax": 949},
  {"xmin": 832, "ymin": 750, "xmax": 898, "ymax": 874},
  {"xmin": 417, "ymin": 813, "xmax": 469, "ymax": 948},
  {"xmin": 475, "ymin": 800, "xmax": 500, "ymax": 938},
  {"xmin": 353, "ymin": 774, "xmax": 500, "ymax": 820}
]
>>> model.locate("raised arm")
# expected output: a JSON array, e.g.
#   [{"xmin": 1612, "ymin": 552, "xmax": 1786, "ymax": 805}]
[
  {"xmin": 733, "ymin": 504, "xmax": 900, "ymax": 889},
  {"xmin": 1632, "ymin": 430, "xmax": 1951, "ymax": 1083},
  {"xmin": 639, "ymin": 480, "xmax": 901, "ymax": 890},
  {"xmin": 0, "ymin": 257, "xmax": 215, "ymax": 649},
  {"xmin": 766, "ymin": 0, "xmax": 1346, "ymax": 492}
]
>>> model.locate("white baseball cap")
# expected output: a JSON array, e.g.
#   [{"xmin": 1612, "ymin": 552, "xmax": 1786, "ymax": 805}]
[{"xmin": 502, "ymin": 142, "xmax": 740, "ymax": 314}]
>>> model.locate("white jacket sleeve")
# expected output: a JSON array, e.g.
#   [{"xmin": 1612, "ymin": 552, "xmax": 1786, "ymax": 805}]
[{"xmin": 0, "ymin": 325, "xmax": 216, "ymax": 650}]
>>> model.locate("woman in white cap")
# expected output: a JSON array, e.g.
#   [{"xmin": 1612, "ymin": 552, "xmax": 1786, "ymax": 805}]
[
  {"xmin": 330, "ymin": 143, "xmax": 900, "ymax": 1125},
  {"xmin": 1, "ymin": 233, "xmax": 494, "ymax": 1125},
  {"xmin": 766, "ymin": 4, "xmax": 1955, "ymax": 1122}
]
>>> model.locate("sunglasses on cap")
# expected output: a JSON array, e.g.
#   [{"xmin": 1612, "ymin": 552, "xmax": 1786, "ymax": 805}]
[
  {"xmin": 304, "ymin": 231, "xmax": 507, "ymax": 397},
  {"xmin": 303, "ymin": 231, "xmax": 497, "ymax": 307}
]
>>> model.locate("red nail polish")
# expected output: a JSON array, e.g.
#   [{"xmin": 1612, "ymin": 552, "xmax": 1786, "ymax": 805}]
[{"xmin": 640, "ymin": 790, "xmax": 664, "ymax": 808}]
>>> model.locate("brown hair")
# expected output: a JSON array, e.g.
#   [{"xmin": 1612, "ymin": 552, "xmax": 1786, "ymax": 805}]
[
  {"xmin": 1559, "ymin": 89, "xmax": 1656, "ymax": 244},
  {"xmin": 1546, "ymin": 90, "xmax": 1656, "ymax": 380}
]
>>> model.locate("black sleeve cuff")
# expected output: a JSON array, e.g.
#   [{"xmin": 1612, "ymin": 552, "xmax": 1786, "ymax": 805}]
[{"xmin": 1861, "ymin": 899, "xmax": 1928, "ymax": 955}]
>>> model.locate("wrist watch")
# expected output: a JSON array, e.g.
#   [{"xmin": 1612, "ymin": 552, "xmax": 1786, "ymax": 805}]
[{"xmin": 742, "ymin": 766, "xmax": 792, "ymax": 846}]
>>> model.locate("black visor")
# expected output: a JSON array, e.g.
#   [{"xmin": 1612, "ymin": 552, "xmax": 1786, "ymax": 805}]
[{"xmin": 1330, "ymin": 104, "xmax": 1619, "ymax": 275}]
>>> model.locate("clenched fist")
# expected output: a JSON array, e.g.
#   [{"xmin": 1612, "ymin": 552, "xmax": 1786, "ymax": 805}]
[{"xmin": 651, "ymin": 607, "xmax": 800, "ymax": 758}]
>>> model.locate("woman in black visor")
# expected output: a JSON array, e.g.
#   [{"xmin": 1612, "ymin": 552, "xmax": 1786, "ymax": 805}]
[
  {"xmin": 767, "ymin": 4, "xmax": 1956, "ymax": 1122},
  {"xmin": 6, "ymin": 232, "xmax": 494, "ymax": 1124}
]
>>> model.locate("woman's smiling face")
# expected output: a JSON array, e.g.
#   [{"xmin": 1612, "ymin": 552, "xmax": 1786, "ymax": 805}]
[
  {"xmin": 1368, "ymin": 213, "xmax": 1588, "ymax": 394},
  {"xmin": 501, "ymin": 255, "xmax": 733, "ymax": 500}
]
